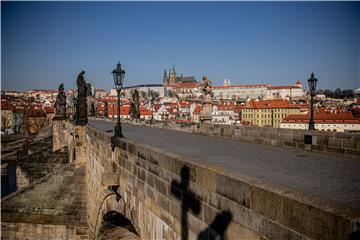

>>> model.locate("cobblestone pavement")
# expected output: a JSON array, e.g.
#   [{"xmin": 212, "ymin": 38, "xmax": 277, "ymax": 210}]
[{"xmin": 89, "ymin": 119, "xmax": 360, "ymax": 210}]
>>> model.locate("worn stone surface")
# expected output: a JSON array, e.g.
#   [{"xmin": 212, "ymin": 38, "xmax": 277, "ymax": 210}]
[
  {"xmin": 1, "ymin": 163, "xmax": 87, "ymax": 226},
  {"xmin": 86, "ymin": 123, "xmax": 360, "ymax": 240},
  {"xmin": 6, "ymin": 119, "xmax": 359, "ymax": 240},
  {"xmin": 89, "ymin": 119, "xmax": 360, "ymax": 211}
]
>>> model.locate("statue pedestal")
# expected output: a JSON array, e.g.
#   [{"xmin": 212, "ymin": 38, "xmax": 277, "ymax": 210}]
[{"xmin": 201, "ymin": 95, "xmax": 212, "ymax": 123}]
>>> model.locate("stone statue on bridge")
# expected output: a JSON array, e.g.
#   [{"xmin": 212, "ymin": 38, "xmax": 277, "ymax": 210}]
[
  {"xmin": 54, "ymin": 83, "xmax": 67, "ymax": 119},
  {"xmin": 75, "ymin": 71, "xmax": 88, "ymax": 125},
  {"xmin": 130, "ymin": 89, "xmax": 140, "ymax": 119},
  {"xmin": 200, "ymin": 76, "xmax": 213, "ymax": 123}
]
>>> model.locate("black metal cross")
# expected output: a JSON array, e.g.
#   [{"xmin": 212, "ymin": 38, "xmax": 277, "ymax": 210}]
[{"xmin": 171, "ymin": 166, "xmax": 201, "ymax": 240}]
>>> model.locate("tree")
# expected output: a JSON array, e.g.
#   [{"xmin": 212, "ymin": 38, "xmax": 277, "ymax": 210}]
[
  {"xmin": 1, "ymin": 112, "xmax": 12, "ymax": 134},
  {"xmin": 343, "ymin": 89, "xmax": 355, "ymax": 99},
  {"xmin": 334, "ymin": 88, "xmax": 343, "ymax": 99},
  {"xmin": 12, "ymin": 111, "xmax": 25, "ymax": 134}
]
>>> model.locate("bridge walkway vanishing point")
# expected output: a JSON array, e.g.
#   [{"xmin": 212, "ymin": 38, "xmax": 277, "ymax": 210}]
[{"xmin": 89, "ymin": 119, "xmax": 360, "ymax": 211}]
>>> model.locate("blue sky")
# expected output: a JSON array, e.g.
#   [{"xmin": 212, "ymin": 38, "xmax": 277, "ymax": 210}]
[{"xmin": 2, "ymin": 1, "xmax": 359, "ymax": 91}]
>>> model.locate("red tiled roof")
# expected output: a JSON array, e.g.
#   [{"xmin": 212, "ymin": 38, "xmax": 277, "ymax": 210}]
[
  {"xmin": 43, "ymin": 106, "xmax": 54, "ymax": 114},
  {"xmin": 243, "ymin": 100, "xmax": 299, "ymax": 109},
  {"xmin": 282, "ymin": 111, "xmax": 360, "ymax": 124},
  {"xmin": 218, "ymin": 103, "xmax": 236, "ymax": 111},
  {"xmin": 1, "ymin": 100, "xmax": 13, "ymax": 111},
  {"xmin": 193, "ymin": 105, "xmax": 202, "ymax": 114},
  {"xmin": 140, "ymin": 107, "xmax": 152, "ymax": 116},
  {"xmin": 173, "ymin": 82, "xmax": 199, "ymax": 88}
]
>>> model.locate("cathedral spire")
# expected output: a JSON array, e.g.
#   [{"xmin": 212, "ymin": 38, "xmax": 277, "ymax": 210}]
[
  {"xmin": 170, "ymin": 64, "xmax": 176, "ymax": 75},
  {"xmin": 163, "ymin": 68, "xmax": 167, "ymax": 83}
]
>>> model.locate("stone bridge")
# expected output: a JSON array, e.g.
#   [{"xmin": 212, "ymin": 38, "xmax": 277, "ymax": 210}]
[{"xmin": 2, "ymin": 118, "xmax": 360, "ymax": 240}]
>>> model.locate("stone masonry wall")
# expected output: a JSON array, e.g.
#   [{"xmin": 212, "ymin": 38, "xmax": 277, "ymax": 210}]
[
  {"xmin": 1, "ymin": 222, "xmax": 87, "ymax": 240},
  {"xmin": 86, "ymin": 125, "xmax": 360, "ymax": 240},
  {"xmin": 53, "ymin": 119, "xmax": 70, "ymax": 152}
]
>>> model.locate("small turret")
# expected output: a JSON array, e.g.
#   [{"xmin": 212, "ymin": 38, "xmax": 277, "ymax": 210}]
[{"xmin": 295, "ymin": 80, "xmax": 302, "ymax": 88}]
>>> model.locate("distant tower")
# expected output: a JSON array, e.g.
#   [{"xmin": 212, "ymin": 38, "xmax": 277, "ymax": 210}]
[
  {"xmin": 295, "ymin": 80, "xmax": 302, "ymax": 88},
  {"xmin": 169, "ymin": 64, "xmax": 177, "ymax": 85},
  {"xmin": 223, "ymin": 78, "xmax": 231, "ymax": 86},
  {"xmin": 163, "ymin": 69, "xmax": 168, "ymax": 86}
]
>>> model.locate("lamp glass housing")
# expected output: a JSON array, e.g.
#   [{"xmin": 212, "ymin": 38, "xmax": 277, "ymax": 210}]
[
  {"xmin": 308, "ymin": 73, "xmax": 318, "ymax": 95},
  {"xmin": 112, "ymin": 62, "xmax": 125, "ymax": 91}
]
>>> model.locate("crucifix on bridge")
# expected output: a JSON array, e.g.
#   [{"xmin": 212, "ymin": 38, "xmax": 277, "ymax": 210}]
[{"xmin": 171, "ymin": 166, "xmax": 201, "ymax": 240}]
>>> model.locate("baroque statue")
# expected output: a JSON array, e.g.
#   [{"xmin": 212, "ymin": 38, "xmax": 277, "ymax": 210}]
[
  {"xmin": 75, "ymin": 71, "xmax": 88, "ymax": 125},
  {"xmin": 130, "ymin": 89, "xmax": 140, "ymax": 119},
  {"xmin": 200, "ymin": 76, "xmax": 213, "ymax": 123},
  {"xmin": 55, "ymin": 83, "xmax": 67, "ymax": 118},
  {"xmin": 202, "ymin": 76, "xmax": 213, "ymax": 96}
]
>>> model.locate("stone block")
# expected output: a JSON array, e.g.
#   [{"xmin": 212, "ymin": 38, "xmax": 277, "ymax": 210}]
[
  {"xmin": 345, "ymin": 149, "xmax": 360, "ymax": 157},
  {"xmin": 226, "ymin": 221, "xmax": 261, "ymax": 240},
  {"xmin": 149, "ymin": 163, "xmax": 160, "ymax": 176},
  {"xmin": 146, "ymin": 172, "xmax": 155, "ymax": 187},
  {"xmin": 227, "ymin": 199, "xmax": 264, "ymax": 235},
  {"xmin": 292, "ymin": 134, "xmax": 304, "ymax": 142},
  {"xmin": 138, "ymin": 146, "xmax": 150, "ymax": 160},
  {"xmin": 343, "ymin": 139, "xmax": 357, "ymax": 150},
  {"xmin": 311, "ymin": 144, "xmax": 325, "ymax": 152},
  {"xmin": 173, "ymin": 159, "xmax": 196, "ymax": 183},
  {"xmin": 313, "ymin": 135, "xmax": 328, "ymax": 146},
  {"xmin": 101, "ymin": 172, "xmax": 119, "ymax": 187},
  {"xmin": 127, "ymin": 142, "xmax": 138, "ymax": 156},
  {"xmin": 189, "ymin": 183, "xmax": 208, "ymax": 203},
  {"xmin": 196, "ymin": 166, "xmax": 216, "ymax": 192},
  {"xmin": 203, "ymin": 203, "xmax": 219, "ymax": 225},
  {"xmin": 187, "ymin": 212, "xmax": 208, "ymax": 236},
  {"xmin": 328, "ymin": 138, "xmax": 343, "ymax": 148},
  {"xmin": 284, "ymin": 141, "xmax": 296, "ymax": 147},
  {"xmin": 251, "ymin": 187, "xmax": 281, "ymax": 222},
  {"xmin": 138, "ymin": 167, "xmax": 146, "ymax": 182},
  {"xmin": 155, "ymin": 176, "xmax": 169, "ymax": 196},
  {"xmin": 145, "ymin": 184, "xmax": 156, "ymax": 201},
  {"xmin": 216, "ymin": 174, "xmax": 251, "ymax": 208},
  {"xmin": 157, "ymin": 192, "xmax": 170, "ymax": 213},
  {"xmin": 262, "ymin": 218, "xmax": 302, "ymax": 240},
  {"xmin": 334, "ymin": 132, "xmax": 352, "ymax": 139},
  {"xmin": 326, "ymin": 146, "xmax": 345, "ymax": 155},
  {"xmin": 281, "ymin": 197, "xmax": 351, "ymax": 240},
  {"xmin": 170, "ymin": 200, "xmax": 181, "ymax": 221}
]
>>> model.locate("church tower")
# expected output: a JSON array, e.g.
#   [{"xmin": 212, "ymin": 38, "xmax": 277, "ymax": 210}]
[
  {"xmin": 169, "ymin": 64, "xmax": 177, "ymax": 86},
  {"xmin": 163, "ymin": 69, "xmax": 168, "ymax": 86}
]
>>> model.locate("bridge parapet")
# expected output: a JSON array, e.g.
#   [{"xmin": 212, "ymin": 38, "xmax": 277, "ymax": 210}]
[
  {"xmin": 86, "ymin": 125, "xmax": 360, "ymax": 240},
  {"xmin": 123, "ymin": 119, "xmax": 360, "ymax": 158}
]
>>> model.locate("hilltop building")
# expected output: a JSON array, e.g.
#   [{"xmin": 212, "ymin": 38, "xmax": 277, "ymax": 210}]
[
  {"xmin": 163, "ymin": 65, "xmax": 197, "ymax": 98},
  {"xmin": 212, "ymin": 81, "xmax": 305, "ymax": 101}
]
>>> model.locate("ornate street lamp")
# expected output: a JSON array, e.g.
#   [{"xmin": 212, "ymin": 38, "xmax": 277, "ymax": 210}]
[
  {"xmin": 307, "ymin": 72, "xmax": 318, "ymax": 130},
  {"xmin": 112, "ymin": 62, "xmax": 125, "ymax": 138}
]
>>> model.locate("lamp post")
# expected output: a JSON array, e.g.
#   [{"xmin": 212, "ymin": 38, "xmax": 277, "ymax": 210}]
[
  {"xmin": 112, "ymin": 62, "xmax": 125, "ymax": 138},
  {"xmin": 307, "ymin": 72, "xmax": 318, "ymax": 130}
]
